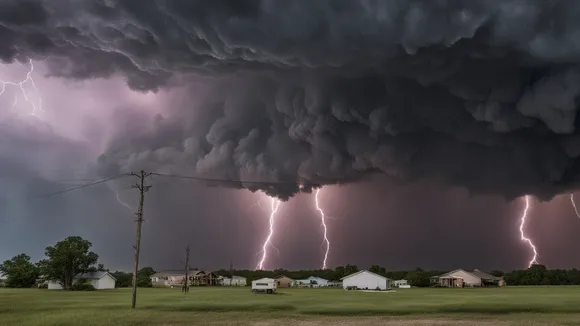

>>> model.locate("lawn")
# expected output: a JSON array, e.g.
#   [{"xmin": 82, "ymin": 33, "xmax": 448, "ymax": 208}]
[{"xmin": 1, "ymin": 286, "xmax": 580, "ymax": 325}]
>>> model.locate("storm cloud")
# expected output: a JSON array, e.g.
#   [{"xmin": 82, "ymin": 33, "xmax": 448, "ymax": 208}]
[{"xmin": 3, "ymin": 0, "xmax": 580, "ymax": 200}]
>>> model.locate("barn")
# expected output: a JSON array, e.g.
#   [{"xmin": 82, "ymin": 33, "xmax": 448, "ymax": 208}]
[
  {"xmin": 48, "ymin": 271, "xmax": 116, "ymax": 290},
  {"xmin": 341, "ymin": 270, "xmax": 390, "ymax": 291}
]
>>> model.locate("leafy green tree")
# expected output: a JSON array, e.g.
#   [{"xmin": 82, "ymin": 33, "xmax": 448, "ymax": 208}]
[
  {"xmin": 0, "ymin": 254, "xmax": 39, "ymax": 288},
  {"xmin": 369, "ymin": 265, "xmax": 387, "ymax": 276},
  {"xmin": 490, "ymin": 270, "xmax": 504, "ymax": 277},
  {"xmin": 111, "ymin": 271, "xmax": 132, "ymax": 288},
  {"xmin": 137, "ymin": 267, "xmax": 156, "ymax": 287},
  {"xmin": 38, "ymin": 236, "xmax": 99, "ymax": 290},
  {"xmin": 404, "ymin": 268, "xmax": 430, "ymax": 287}
]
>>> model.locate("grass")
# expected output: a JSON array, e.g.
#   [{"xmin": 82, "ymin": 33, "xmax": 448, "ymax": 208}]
[{"xmin": 1, "ymin": 286, "xmax": 580, "ymax": 325}]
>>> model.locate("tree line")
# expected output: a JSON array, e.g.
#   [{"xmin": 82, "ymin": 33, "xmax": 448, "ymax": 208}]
[
  {"xmin": 0, "ymin": 236, "xmax": 155, "ymax": 290},
  {"xmin": 213, "ymin": 264, "xmax": 580, "ymax": 287},
  {"xmin": 3, "ymin": 237, "xmax": 579, "ymax": 289}
]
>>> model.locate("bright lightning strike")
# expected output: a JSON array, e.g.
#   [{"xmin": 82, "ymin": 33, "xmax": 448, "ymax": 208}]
[
  {"xmin": 570, "ymin": 194, "xmax": 580, "ymax": 219},
  {"xmin": 0, "ymin": 59, "xmax": 43, "ymax": 116},
  {"xmin": 519, "ymin": 195, "xmax": 539, "ymax": 268},
  {"xmin": 314, "ymin": 188, "xmax": 331, "ymax": 270},
  {"xmin": 256, "ymin": 196, "xmax": 282, "ymax": 270}
]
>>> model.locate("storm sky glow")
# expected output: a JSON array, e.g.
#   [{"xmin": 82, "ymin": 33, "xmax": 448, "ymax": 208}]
[{"xmin": 3, "ymin": 1, "xmax": 580, "ymax": 272}]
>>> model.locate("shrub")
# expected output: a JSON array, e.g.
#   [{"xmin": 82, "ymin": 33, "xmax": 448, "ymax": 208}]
[{"xmin": 72, "ymin": 278, "xmax": 95, "ymax": 291}]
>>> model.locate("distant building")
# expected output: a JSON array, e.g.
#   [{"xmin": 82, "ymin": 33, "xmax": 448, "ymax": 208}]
[
  {"xmin": 151, "ymin": 270, "xmax": 219, "ymax": 287},
  {"xmin": 393, "ymin": 279, "xmax": 409, "ymax": 288},
  {"xmin": 274, "ymin": 275, "xmax": 294, "ymax": 288},
  {"xmin": 341, "ymin": 270, "xmax": 391, "ymax": 291},
  {"xmin": 218, "ymin": 275, "xmax": 247, "ymax": 286},
  {"xmin": 432, "ymin": 269, "xmax": 503, "ymax": 287},
  {"xmin": 294, "ymin": 276, "xmax": 330, "ymax": 287},
  {"xmin": 47, "ymin": 271, "xmax": 116, "ymax": 290}
]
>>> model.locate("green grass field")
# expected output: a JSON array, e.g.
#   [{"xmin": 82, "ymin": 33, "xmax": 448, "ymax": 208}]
[{"xmin": 1, "ymin": 286, "xmax": 580, "ymax": 325}]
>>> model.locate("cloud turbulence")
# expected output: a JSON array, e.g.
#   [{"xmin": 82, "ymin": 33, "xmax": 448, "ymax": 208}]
[{"xmin": 3, "ymin": 0, "xmax": 580, "ymax": 200}]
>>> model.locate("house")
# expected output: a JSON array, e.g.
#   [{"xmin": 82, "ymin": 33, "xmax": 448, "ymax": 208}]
[
  {"xmin": 150, "ymin": 270, "xmax": 219, "ymax": 287},
  {"xmin": 150, "ymin": 270, "xmax": 189, "ymax": 287},
  {"xmin": 274, "ymin": 275, "xmax": 294, "ymax": 288},
  {"xmin": 341, "ymin": 270, "xmax": 391, "ymax": 291},
  {"xmin": 393, "ymin": 279, "xmax": 410, "ymax": 288},
  {"xmin": 432, "ymin": 269, "xmax": 503, "ymax": 287},
  {"xmin": 218, "ymin": 275, "xmax": 247, "ymax": 286},
  {"xmin": 48, "ymin": 271, "xmax": 116, "ymax": 290},
  {"xmin": 294, "ymin": 276, "xmax": 329, "ymax": 287}
]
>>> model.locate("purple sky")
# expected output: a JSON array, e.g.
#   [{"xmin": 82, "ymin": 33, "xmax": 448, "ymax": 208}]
[{"xmin": 2, "ymin": 1, "xmax": 580, "ymax": 273}]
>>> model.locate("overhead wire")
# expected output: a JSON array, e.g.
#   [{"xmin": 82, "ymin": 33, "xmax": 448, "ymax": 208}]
[
  {"xmin": 150, "ymin": 172, "xmax": 325, "ymax": 187},
  {"xmin": 35, "ymin": 173, "xmax": 131, "ymax": 199}
]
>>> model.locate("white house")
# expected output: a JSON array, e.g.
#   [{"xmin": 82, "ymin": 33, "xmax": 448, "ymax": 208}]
[
  {"xmin": 48, "ymin": 271, "xmax": 116, "ymax": 290},
  {"xmin": 433, "ymin": 269, "xmax": 503, "ymax": 287},
  {"xmin": 341, "ymin": 270, "xmax": 390, "ymax": 291},
  {"xmin": 393, "ymin": 279, "xmax": 410, "ymax": 288},
  {"xmin": 219, "ymin": 275, "xmax": 247, "ymax": 286},
  {"xmin": 294, "ymin": 276, "xmax": 329, "ymax": 287}
]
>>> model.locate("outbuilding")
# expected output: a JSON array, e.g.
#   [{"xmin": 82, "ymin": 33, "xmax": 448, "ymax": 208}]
[
  {"xmin": 48, "ymin": 271, "xmax": 116, "ymax": 290},
  {"xmin": 341, "ymin": 270, "xmax": 390, "ymax": 291}
]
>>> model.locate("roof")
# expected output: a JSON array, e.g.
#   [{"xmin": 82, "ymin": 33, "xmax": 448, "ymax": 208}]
[
  {"xmin": 468, "ymin": 269, "xmax": 502, "ymax": 281},
  {"xmin": 253, "ymin": 278, "xmax": 275, "ymax": 282},
  {"xmin": 308, "ymin": 276, "xmax": 328, "ymax": 281},
  {"xmin": 274, "ymin": 275, "xmax": 294, "ymax": 280},
  {"xmin": 340, "ymin": 270, "xmax": 389, "ymax": 281},
  {"xmin": 219, "ymin": 275, "xmax": 246, "ymax": 280},
  {"xmin": 75, "ymin": 271, "xmax": 116, "ymax": 281},
  {"xmin": 439, "ymin": 269, "xmax": 501, "ymax": 281},
  {"xmin": 151, "ymin": 270, "xmax": 202, "ymax": 277}
]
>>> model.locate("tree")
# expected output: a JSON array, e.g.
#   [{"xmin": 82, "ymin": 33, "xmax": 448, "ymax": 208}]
[
  {"xmin": 137, "ymin": 267, "xmax": 156, "ymax": 287},
  {"xmin": 111, "ymin": 271, "xmax": 132, "ymax": 288},
  {"xmin": 369, "ymin": 265, "xmax": 387, "ymax": 276},
  {"xmin": 38, "ymin": 236, "xmax": 99, "ymax": 290},
  {"xmin": 0, "ymin": 254, "xmax": 39, "ymax": 288}
]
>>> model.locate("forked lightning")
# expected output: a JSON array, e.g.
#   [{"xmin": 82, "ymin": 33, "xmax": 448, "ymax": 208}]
[
  {"xmin": 519, "ymin": 195, "xmax": 539, "ymax": 268},
  {"xmin": 256, "ymin": 196, "xmax": 282, "ymax": 270},
  {"xmin": 314, "ymin": 188, "xmax": 331, "ymax": 270},
  {"xmin": 0, "ymin": 59, "xmax": 43, "ymax": 116}
]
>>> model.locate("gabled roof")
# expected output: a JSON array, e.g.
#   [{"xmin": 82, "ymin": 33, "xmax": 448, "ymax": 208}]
[
  {"xmin": 308, "ymin": 276, "xmax": 328, "ymax": 281},
  {"xmin": 75, "ymin": 271, "xmax": 116, "ymax": 281},
  {"xmin": 274, "ymin": 275, "xmax": 294, "ymax": 280},
  {"xmin": 151, "ymin": 269, "xmax": 202, "ymax": 277},
  {"xmin": 439, "ymin": 269, "xmax": 501, "ymax": 281},
  {"xmin": 340, "ymin": 270, "xmax": 389, "ymax": 281}
]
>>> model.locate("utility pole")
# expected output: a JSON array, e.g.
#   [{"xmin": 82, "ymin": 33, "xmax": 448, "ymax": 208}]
[
  {"xmin": 182, "ymin": 245, "xmax": 190, "ymax": 294},
  {"xmin": 130, "ymin": 170, "xmax": 152, "ymax": 309}
]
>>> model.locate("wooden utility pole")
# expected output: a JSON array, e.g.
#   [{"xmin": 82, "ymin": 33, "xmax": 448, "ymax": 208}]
[
  {"xmin": 182, "ymin": 245, "xmax": 190, "ymax": 294},
  {"xmin": 130, "ymin": 170, "xmax": 152, "ymax": 309}
]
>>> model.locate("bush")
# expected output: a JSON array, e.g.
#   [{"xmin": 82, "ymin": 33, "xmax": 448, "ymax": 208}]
[{"xmin": 72, "ymin": 278, "xmax": 95, "ymax": 291}]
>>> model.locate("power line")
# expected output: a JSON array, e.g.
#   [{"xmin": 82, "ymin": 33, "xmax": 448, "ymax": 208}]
[
  {"xmin": 151, "ymin": 172, "xmax": 325, "ymax": 187},
  {"xmin": 36, "ymin": 174, "xmax": 130, "ymax": 199}
]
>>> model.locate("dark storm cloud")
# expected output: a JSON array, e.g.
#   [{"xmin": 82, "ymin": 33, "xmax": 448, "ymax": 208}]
[{"xmin": 3, "ymin": 0, "xmax": 580, "ymax": 199}]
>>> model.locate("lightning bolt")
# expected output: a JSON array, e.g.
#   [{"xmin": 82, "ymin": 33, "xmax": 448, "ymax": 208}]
[
  {"xmin": 107, "ymin": 183, "xmax": 133, "ymax": 211},
  {"xmin": 256, "ymin": 196, "xmax": 282, "ymax": 270},
  {"xmin": 519, "ymin": 195, "xmax": 539, "ymax": 268},
  {"xmin": 0, "ymin": 59, "xmax": 43, "ymax": 116},
  {"xmin": 570, "ymin": 193, "xmax": 580, "ymax": 219},
  {"xmin": 314, "ymin": 188, "xmax": 331, "ymax": 270}
]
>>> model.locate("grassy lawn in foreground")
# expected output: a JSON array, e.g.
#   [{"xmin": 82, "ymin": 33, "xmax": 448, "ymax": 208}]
[{"xmin": 1, "ymin": 286, "xmax": 580, "ymax": 325}]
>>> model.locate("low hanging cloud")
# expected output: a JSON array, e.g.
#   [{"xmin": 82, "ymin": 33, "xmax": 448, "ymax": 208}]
[{"xmin": 3, "ymin": 0, "xmax": 580, "ymax": 200}]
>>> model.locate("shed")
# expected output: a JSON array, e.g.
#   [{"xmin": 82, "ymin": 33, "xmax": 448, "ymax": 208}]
[
  {"xmin": 274, "ymin": 275, "xmax": 294, "ymax": 288},
  {"xmin": 48, "ymin": 271, "xmax": 116, "ymax": 290},
  {"xmin": 341, "ymin": 270, "xmax": 390, "ymax": 291}
]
